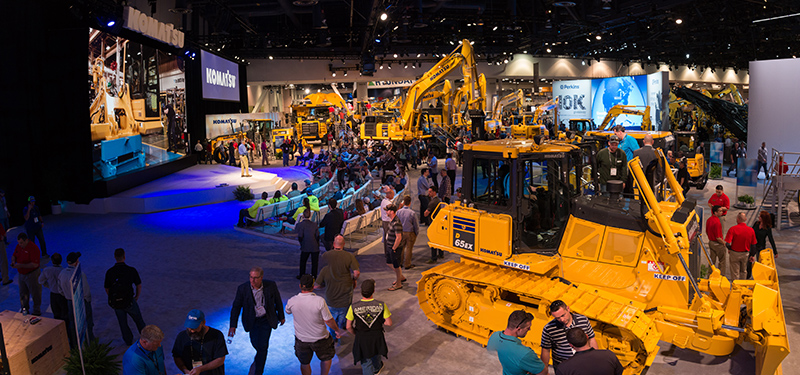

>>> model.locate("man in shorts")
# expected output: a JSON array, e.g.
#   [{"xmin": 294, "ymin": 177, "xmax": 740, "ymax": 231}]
[{"xmin": 285, "ymin": 274, "xmax": 343, "ymax": 375}]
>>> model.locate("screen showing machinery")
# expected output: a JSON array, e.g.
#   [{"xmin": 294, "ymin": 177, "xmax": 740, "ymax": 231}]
[{"xmin": 89, "ymin": 28, "xmax": 187, "ymax": 181}]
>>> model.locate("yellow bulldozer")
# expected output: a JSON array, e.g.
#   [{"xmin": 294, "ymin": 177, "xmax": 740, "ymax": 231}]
[{"xmin": 417, "ymin": 138, "xmax": 789, "ymax": 375}]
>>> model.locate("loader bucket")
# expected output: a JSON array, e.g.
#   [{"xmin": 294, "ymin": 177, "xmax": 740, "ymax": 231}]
[{"xmin": 749, "ymin": 250, "xmax": 790, "ymax": 375}]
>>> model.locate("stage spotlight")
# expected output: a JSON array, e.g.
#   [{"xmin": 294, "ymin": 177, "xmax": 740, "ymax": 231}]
[
  {"xmin": 107, "ymin": 20, "xmax": 116, "ymax": 27},
  {"xmin": 380, "ymin": 13, "xmax": 387, "ymax": 21},
  {"xmin": 675, "ymin": 19, "xmax": 683, "ymax": 24}
]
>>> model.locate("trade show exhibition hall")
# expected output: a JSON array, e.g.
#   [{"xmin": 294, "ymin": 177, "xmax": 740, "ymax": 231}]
[{"xmin": 2, "ymin": 0, "xmax": 799, "ymax": 374}]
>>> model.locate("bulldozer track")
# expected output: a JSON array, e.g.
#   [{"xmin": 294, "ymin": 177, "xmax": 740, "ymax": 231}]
[{"xmin": 418, "ymin": 258, "xmax": 663, "ymax": 375}]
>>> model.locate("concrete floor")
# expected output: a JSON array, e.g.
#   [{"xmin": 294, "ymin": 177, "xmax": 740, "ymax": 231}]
[{"xmin": 1, "ymin": 157, "xmax": 798, "ymax": 375}]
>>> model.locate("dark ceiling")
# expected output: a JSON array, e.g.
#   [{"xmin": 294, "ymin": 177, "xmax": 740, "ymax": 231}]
[{"xmin": 121, "ymin": 0, "xmax": 800, "ymax": 71}]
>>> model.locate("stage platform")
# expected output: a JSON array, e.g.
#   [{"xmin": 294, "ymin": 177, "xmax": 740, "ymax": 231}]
[{"xmin": 63, "ymin": 164, "xmax": 312, "ymax": 214}]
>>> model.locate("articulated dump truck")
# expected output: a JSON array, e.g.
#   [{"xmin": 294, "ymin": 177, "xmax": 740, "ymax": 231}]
[{"xmin": 417, "ymin": 138, "xmax": 789, "ymax": 375}]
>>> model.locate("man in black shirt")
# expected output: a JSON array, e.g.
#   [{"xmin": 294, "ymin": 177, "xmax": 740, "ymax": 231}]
[
  {"xmin": 556, "ymin": 328, "xmax": 623, "ymax": 375},
  {"xmin": 319, "ymin": 198, "xmax": 345, "ymax": 251},
  {"xmin": 172, "ymin": 309, "xmax": 228, "ymax": 375},
  {"xmin": 104, "ymin": 248, "xmax": 147, "ymax": 346},
  {"xmin": 677, "ymin": 158, "xmax": 691, "ymax": 196}
]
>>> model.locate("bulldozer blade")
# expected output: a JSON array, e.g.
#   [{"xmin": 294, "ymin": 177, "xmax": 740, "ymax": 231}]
[{"xmin": 750, "ymin": 250, "xmax": 790, "ymax": 375}]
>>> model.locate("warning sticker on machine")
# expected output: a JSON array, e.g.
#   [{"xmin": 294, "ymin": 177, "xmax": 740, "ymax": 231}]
[
  {"xmin": 653, "ymin": 273, "xmax": 686, "ymax": 281},
  {"xmin": 503, "ymin": 261, "xmax": 530, "ymax": 271},
  {"xmin": 641, "ymin": 260, "xmax": 666, "ymax": 272}
]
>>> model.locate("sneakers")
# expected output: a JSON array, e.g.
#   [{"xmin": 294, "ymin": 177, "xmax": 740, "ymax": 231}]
[
  {"xmin": 2, "ymin": 279, "xmax": 12, "ymax": 286},
  {"xmin": 426, "ymin": 259, "xmax": 437, "ymax": 264},
  {"xmin": 374, "ymin": 361, "xmax": 386, "ymax": 375}
]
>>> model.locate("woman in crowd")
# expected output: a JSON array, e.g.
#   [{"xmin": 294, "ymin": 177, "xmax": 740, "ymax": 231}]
[{"xmin": 748, "ymin": 210, "xmax": 777, "ymax": 279}]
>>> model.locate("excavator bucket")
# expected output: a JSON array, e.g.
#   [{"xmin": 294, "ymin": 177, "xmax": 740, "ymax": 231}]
[{"xmin": 748, "ymin": 250, "xmax": 790, "ymax": 375}]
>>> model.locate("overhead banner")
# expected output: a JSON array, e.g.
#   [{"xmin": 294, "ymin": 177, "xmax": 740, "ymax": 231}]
[
  {"xmin": 123, "ymin": 6, "xmax": 184, "ymax": 48},
  {"xmin": 201, "ymin": 50, "xmax": 240, "ymax": 102},
  {"xmin": 367, "ymin": 80, "xmax": 415, "ymax": 89},
  {"xmin": 554, "ymin": 80, "xmax": 592, "ymax": 125}
]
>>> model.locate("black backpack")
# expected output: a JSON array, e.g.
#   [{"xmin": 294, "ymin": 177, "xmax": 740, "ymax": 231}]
[{"xmin": 107, "ymin": 277, "xmax": 133, "ymax": 309}]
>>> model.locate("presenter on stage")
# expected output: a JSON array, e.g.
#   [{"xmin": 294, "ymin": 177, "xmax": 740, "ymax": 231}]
[{"xmin": 239, "ymin": 140, "xmax": 252, "ymax": 177}]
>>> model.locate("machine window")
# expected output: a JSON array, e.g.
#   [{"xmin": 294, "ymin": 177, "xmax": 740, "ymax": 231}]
[
  {"xmin": 517, "ymin": 157, "xmax": 577, "ymax": 254},
  {"xmin": 471, "ymin": 158, "xmax": 510, "ymax": 206}
]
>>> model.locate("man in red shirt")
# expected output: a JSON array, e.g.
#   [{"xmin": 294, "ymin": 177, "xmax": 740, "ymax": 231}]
[
  {"xmin": 725, "ymin": 212, "xmax": 757, "ymax": 280},
  {"xmin": 706, "ymin": 205, "xmax": 727, "ymax": 277},
  {"xmin": 11, "ymin": 233, "xmax": 42, "ymax": 315},
  {"xmin": 708, "ymin": 185, "xmax": 730, "ymax": 216}
]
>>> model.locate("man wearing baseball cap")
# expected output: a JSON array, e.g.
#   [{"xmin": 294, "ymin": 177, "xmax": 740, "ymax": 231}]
[
  {"xmin": 58, "ymin": 252, "xmax": 95, "ymax": 347},
  {"xmin": 172, "ymin": 309, "xmax": 228, "ymax": 375},
  {"xmin": 596, "ymin": 135, "xmax": 628, "ymax": 193}
]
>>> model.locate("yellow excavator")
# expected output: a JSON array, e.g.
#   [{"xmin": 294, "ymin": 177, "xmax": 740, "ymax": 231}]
[
  {"xmin": 417, "ymin": 139, "xmax": 789, "ymax": 375},
  {"xmin": 584, "ymin": 104, "xmax": 675, "ymax": 151},
  {"xmin": 510, "ymin": 97, "xmax": 556, "ymax": 140},
  {"xmin": 418, "ymin": 80, "xmax": 454, "ymax": 131},
  {"xmin": 485, "ymin": 90, "xmax": 524, "ymax": 132},
  {"xmin": 360, "ymin": 39, "xmax": 484, "ymax": 148},
  {"xmin": 450, "ymin": 70, "xmax": 487, "ymax": 134}
]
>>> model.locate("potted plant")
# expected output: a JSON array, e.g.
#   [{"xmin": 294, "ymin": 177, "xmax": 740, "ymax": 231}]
[
  {"xmin": 736, "ymin": 194, "xmax": 755, "ymax": 209},
  {"xmin": 63, "ymin": 339, "xmax": 121, "ymax": 375},
  {"xmin": 233, "ymin": 185, "xmax": 254, "ymax": 201},
  {"xmin": 709, "ymin": 163, "xmax": 722, "ymax": 179}
]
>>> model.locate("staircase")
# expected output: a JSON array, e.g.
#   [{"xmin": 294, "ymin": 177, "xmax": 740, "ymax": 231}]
[
  {"xmin": 757, "ymin": 148, "xmax": 800, "ymax": 230},
  {"xmin": 758, "ymin": 180, "xmax": 799, "ymax": 229}
]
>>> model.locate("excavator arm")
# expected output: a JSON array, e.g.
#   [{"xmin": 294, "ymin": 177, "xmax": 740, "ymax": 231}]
[
  {"xmin": 490, "ymin": 90, "xmax": 524, "ymax": 122},
  {"xmin": 598, "ymin": 105, "xmax": 652, "ymax": 131}
]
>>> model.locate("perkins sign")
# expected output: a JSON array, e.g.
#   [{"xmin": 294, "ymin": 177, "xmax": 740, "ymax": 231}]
[
  {"xmin": 201, "ymin": 50, "xmax": 240, "ymax": 102},
  {"xmin": 123, "ymin": 7, "xmax": 184, "ymax": 48}
]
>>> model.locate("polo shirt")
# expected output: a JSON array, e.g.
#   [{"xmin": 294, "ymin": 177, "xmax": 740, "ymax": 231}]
[
  {"xmin": 248, "ymin": 199, "xmax": 270, "ymax": 218},
  {"xmin": 725, "ymin": 222, "xmax": 757, "ymax": 253},
  {"xmin": 268, "ymin": 196, "xmax": 288, "ymax": 204},
  {"xmin": 555, "ymin": 348, "xmax": 623, "ymax": 375},
  {"xmin": 487, "ymin": 331, "xmax": 545, "ymax": 375},
  {"xmin": 618, "ymin": 134, "xmax": 639, "ymax": 161},
  {"xmin": 123, "ymin": 342, "xmax": 166, "ymax": 375},
  {"xmin": 285, "ymin": 292, "xmax": 333, "ymax": 343},
  {"xmin": 308, "ymin": 195, "xmax": 320, "ymax": 211},
  {"xmin": 12, "ymin": 241, "xmax": 40, "ymax": 275},
  {"xmin": 708, "ymin": 193, "xmax": 730, "ymax": 215},
  {"xmin": 396, "ymin": 207, "xmax": 419, "ymax": 233},
  {"xmin": 706, "ymin": 216, "xmax": 723, "ymax": 242},
  {"xmin": 541, "ymin": 313, "xmax": 595, "ymax": 365}
]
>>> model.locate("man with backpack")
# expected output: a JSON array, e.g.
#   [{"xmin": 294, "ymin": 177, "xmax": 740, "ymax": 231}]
[{"xmin": 104, "ymin": 248, "xmax": 147, "ymax": 346}]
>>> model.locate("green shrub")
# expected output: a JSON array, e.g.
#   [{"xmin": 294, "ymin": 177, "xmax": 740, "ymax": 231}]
[
  {"xmin": 234, "ymin": 185, "xmax": 254, "ymax": 201},
  {"xmin": 709, "ymin": 163, "xmax": 722, "ymax": 179},
  {"xmin": 738, "ymin": 194, "xmax": 755, "ymax": 204},
  {"xmin": 64, "ymin": 339, "xmax": 121, "ymax": 375}
]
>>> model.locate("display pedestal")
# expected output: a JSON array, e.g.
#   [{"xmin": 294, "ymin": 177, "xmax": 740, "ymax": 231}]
[{"xmin": 0, "ymin": 310, "xmax": 69, "ymax": 375}]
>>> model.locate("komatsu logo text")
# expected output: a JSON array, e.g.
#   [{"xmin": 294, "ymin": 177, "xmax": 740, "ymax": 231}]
[
  {"xmin": 480, "ymin": 248, "xmax": 502, "ymax": 256},
  {"xmin": 429, "ymin": 62, "xmax": 453, "ymax": 82}
]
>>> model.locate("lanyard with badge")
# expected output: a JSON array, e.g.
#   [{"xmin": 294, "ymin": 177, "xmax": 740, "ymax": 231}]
[
  {"xmin": 190, "ymin": 336, "xmax": 205, "ymax": 369},
  {"xmin": 254, "ymin": 288, "xmax": 267, "ymax": 317},
  {"xmin": 609, "ymin": 152, "xmax": 618, "ymax": 177}
]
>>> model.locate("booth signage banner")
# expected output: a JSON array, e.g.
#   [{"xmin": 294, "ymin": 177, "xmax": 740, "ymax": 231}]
[
  {"xmin": 201, "ymin": 50, "xmax": 240, "ymax": 102},
  {"xmin": 70, "ymin": 264, "xmax": 88, "ymax": 346},
  {"xmin": 737, "ymin": 158, "xmax": 759, "ymax": 187},
  {"xmin": 710, "ymin": 142, "xmax": 724, "ymax": 164},
  {"xmin": 205, "ymin": 112, "xmax": 279, "ymax": 139},
  {"xmin": 554, "ymin": 79, "xmax": 592, "ymax": 125},
  {"xmin": 123, "ymin": 6, "xmax": 185, "ymax": 48}
]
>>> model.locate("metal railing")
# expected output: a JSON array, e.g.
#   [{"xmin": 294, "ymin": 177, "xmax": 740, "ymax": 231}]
[{"xmin": 759, "ymin": 148, "xmax": 800, "ymax": 230}]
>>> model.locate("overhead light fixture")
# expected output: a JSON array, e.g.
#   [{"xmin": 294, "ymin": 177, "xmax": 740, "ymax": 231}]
[
  {"xmin": 503, "ymin": 58, "xmax": 509, "ymax": 63},
  {"xmin": 546, "ymin": 48, "xmax": 552, "ymax": 53},
  {"xmin": 493, "ymin": 26, "xmax": 498, "ymax": 31},
  {"xmin": 393, "ymin": 53, "xmax": 398, "ymax": 58},
  {"xmin": 107, "ymin": 20, "xmax": 116, "ymax": 27},
  {"xmin": 675, "ymin": 19, "xmax": 683, "ymax": 24},
  {"xmin": 332, "ymin": 72, "xmax": 336, "ymax": 77},
  {"xmin": 305, "ymin": 88, "xmax": 310, "ymax": 94},
  {"xmin": 601, "ymin": 0, "xmax": 612, "ymax": 10},
  {"xmin": 388, "ymin": 64, "xmax": 392, "ymax": 69},
  {"xmin": 596, "ymin": 35, "xmax": 602, "ymax": 40},
  {"xmin": 380, "ymin": 13, "xmax": 387, "ymax": 21},
  {"xmin": 417, "ymin": 53, "xmax": 421, "ymax": 57},
  {"xmin": 269, "ymin": 56, "xmax": 274, "ymax": 60},
  {"xmin": 752, "ymin": 12, "xmax": 800, "ymax": 23},
  {"xmin": 344, "ymin": 72, "xmax": 348, "ymax": 76},
  {"xmin": 686, "ymin": 53, "xmax": 690, "ymax": 58},
  {"xmin": 379, "ymin": 65, "xmax": 384, "ymax": 69},
  {"xmin": 581, "ymin": 60, "xmax": 586, "ymax": 65}
]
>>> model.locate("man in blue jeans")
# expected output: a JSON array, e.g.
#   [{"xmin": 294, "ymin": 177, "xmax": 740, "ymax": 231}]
[{"xmin": 104, "ymin": 248, "xmax": 147, "ymax": 346}]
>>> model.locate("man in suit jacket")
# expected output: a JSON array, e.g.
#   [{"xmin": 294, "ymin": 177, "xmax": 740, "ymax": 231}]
[
  {"xmin": 296, "ymin": 210, "xmax": 321, "ymax": 278},
  {"xmin": 229, "ymin": 266, "xmax": 285, "ymax": 375}
]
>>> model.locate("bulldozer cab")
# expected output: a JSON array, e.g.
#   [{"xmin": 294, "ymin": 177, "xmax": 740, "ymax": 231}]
[{"xmin": 462, "ymin": 140, "xmax": 594, "ymax": 254}]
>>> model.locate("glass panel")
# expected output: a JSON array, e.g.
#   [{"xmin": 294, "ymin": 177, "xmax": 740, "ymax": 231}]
[
  {"xmin": 599, "ymin": 229, "xmax": 642, "ymax": 266},
  {"xmin": 471, "ymin": 158, "xmax": 510, "ymax": 206}
]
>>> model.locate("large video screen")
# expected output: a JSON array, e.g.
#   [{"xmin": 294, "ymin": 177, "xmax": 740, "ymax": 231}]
[
  {"xmin": 89, "ymin": 29, "xmax": 187, "ymax": 181},
  {"xmin": 201, "ymin": 50, "xmax": 240, "ymax": 102},
  {"xmin": 554, "ymin": 72, "xmax": 668, "ymax": 131}
]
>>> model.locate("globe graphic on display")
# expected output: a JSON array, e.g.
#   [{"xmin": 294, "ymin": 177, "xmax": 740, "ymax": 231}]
[{"xmin": 592, "ymin": 77, "xmax": 646, "ymax": 127}]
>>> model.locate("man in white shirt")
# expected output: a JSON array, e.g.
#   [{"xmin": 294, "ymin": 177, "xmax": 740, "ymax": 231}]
[
  {"xmin": 285, "ymin": 275, "xmax": 342, "ymax": 375},
  {"xmin": 380, "ymin": 186, "xmax": 395, "ymax": 244},
  {"xmin": 239, "ymin": 140, "xmax": 251, "ymax": 177}
]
